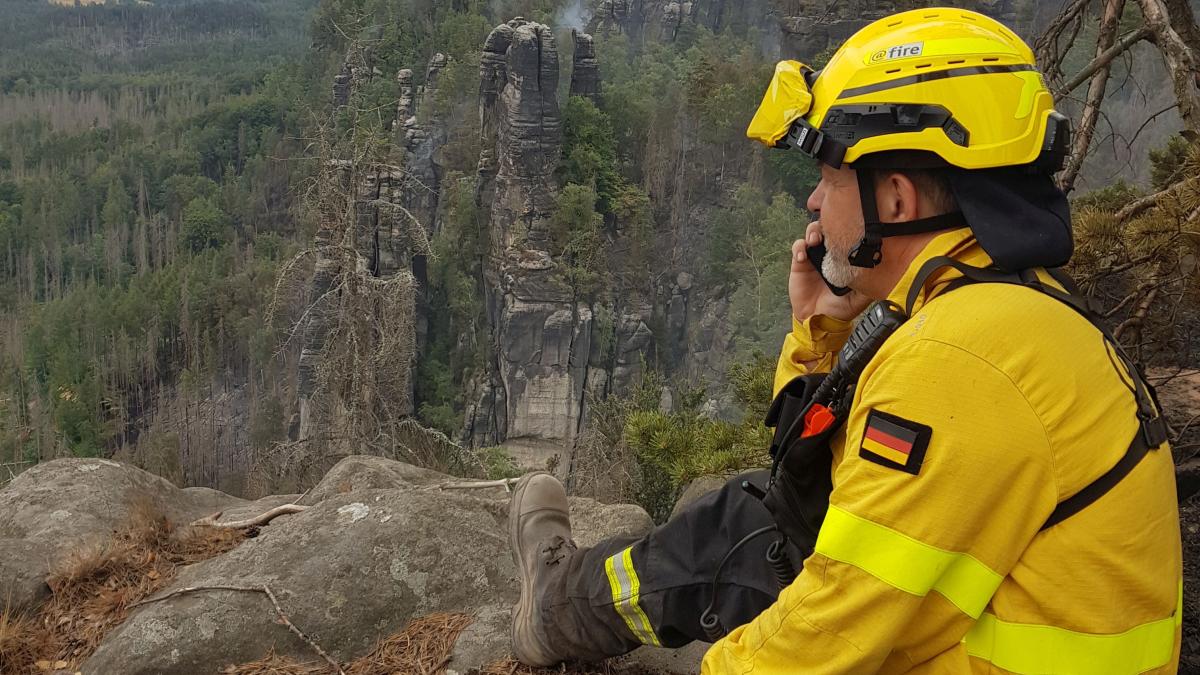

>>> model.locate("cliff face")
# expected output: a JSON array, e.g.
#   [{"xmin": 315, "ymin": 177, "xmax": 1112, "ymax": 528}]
[
  {"xmin": 477, "ymin": 20, "xmax": 562, "ymax": 256},
  {"xmin": 395, "ymin": 55, "xmax": 451, "ymax": 360},
  {"xmin": 588, "ymin": 0, "xmax": 1026, "ymax": 59},
  {"xmin": 395, "ymin": 53, "xmax": 450, "ymax": 263},
  {"xmin": 589, "ymin": 0, "xmax": 783, "ymax": 43},
  {"xmin": 774, "ymin": 1, "xmax": 1023, "ymax": 60},
  {"xmin": 590, "ymin": 0, "xmax": 716, "ymax": 43},
  {"xmin": 467, "ymin": 19, "xmax": 580, "ymax": 462},
  {"xmin": 465, "ymin": 21, "xmax": 656, "ymax": 471}
]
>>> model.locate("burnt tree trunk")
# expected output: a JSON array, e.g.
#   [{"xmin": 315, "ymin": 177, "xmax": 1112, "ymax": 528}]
[
  {"xmin": 1135, "ymin": 0, "xmax": 1200, "ymax": 133},
  {"xmin": 1165, "ymin": 0, "xmax": 1200, "ymax": 51}
]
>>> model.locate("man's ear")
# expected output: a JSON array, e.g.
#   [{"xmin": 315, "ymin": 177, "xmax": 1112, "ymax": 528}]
[{"xmin": 876, "ymin": 172, "xmax": 921, "ymax": 223}]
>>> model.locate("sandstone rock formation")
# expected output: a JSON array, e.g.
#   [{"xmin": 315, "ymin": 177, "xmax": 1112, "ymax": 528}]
[
  {"xmin": 588, "ymin": 0, "xmax": 781, "ymax": 45},
  {"xmin": 297, "ymin": 52, "xmax": 451, "ymax": 446},
  {"xmin": 0, "ymin": 458, "xmax": 291, "ymax": 613},
  {"xmin": 466, "ymin": 21, "xmax": 658, "ymax": 473},
  {"xmin": 590, "ymin": 0, "xmax": 633, "ymax": 36},
  {"xmin": 589, "ymin": 0, "xmax": 702, "ymax": 43},
  {"xmin": 467, "ymin": 19, "xmax": 584, "ymax": 461},
  {"xmin": 465, "ymin": 19, "xmax": 657, "ymax": 468},
  {"xmin": 570, "ymin": 30, "xmax": 602, "ymax": 101},
  {"xmin": 395, "ymin": 52, "xmax": 450, "ymax": 260},
  {"xmin": 1, "ymin": 456, "xmax": 702, "ymax": 674}
]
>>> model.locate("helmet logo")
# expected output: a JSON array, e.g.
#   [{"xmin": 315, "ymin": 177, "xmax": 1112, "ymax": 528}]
[{"xmin": 868, "ymin": 41, "xmax": 924, "ymax": 64}]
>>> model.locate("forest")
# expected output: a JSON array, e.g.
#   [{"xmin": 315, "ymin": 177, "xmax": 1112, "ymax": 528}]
[{"xmin": 0, "ymin": 0, "xmax": 322, "ymax": 484}]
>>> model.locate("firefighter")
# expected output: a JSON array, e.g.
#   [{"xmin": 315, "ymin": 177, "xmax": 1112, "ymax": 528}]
[{"xmin": 508, "ymin": 8, "xmax": 1182, "ymax": 673}]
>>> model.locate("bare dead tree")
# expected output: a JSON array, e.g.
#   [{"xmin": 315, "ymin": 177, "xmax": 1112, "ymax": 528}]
[
  {"xmin": 250, "ymin": 31, "xmax": 484, "ymax": 496},
  {"xmin": 1037, "ymin": 0, "xmax": 1095, "ymax": 83},
  {"xmin": 1060, "ymin": 0, "xmax": 1130, "ymax": 193},
  {"xmin": 1058, "ymin": 26, "xmax": 1155, "ymax": 98},
  {"xmin": 1040, "ymin": 0, "xmax": 1200, "ymax": 193}
]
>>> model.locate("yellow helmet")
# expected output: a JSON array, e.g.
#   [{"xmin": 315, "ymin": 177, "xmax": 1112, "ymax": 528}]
[
  {"xmin": 746, "ymin": 8, "xmax": 1074, "ymax": 277},
  {"xmin": 748, "ymin": 8, "xmax": 1069, "ymax": 171}
]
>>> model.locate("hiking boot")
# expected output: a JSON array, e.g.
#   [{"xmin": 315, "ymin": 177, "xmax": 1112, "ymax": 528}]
[{"xmin": 509, "ymin": 472, "xmax": 575, "ymax": 666}]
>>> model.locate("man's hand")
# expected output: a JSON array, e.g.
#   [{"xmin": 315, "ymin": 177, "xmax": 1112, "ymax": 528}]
[{"xmin": 790, "ymin": 223, "xmax": 871, "ymax": 323}]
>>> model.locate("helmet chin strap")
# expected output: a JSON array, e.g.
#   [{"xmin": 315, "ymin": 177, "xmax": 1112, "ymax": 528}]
[{"xmin": 847, "ymin": 167, "xmax": 969, "ymax": 269}]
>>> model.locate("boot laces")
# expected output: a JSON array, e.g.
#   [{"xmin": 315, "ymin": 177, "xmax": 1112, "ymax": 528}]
[{"xmin": 540, "ymin": 535, "xmax": 576, "ymax": 566}]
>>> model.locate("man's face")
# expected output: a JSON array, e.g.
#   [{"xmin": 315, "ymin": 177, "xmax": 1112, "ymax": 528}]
[{"xmin": 806, "ymin": 163, "xmax": 866, "ymax": 288}]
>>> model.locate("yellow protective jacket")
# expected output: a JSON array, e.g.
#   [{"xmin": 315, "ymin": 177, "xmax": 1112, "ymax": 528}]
[{"xmin": 702, "ymin": 228, "xmax": 1182, "ymax": 674}]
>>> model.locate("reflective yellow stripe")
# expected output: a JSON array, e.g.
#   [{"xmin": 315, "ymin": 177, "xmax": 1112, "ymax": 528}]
[
  {"xmin": 603, "ymin": 547, "xmax": 662, "ymax": 646},
  {"xmin": 964, "ymin": 582, "xmax": 1182, "ymax": 674},
  {"xmin": 620, "ymin": 548, "xmax": 662, "ymax": 647},
  {"xmin": 815, "ymin": 505, "xmax": 1002, "ymax": 618},
  {"xmin": 603, "ymin": 555, "xmax": 640, "ymax": 639}
]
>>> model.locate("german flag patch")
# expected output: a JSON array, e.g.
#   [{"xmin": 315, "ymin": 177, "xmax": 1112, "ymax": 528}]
[{"xmin": 859, "ymin": 409, "xmax": 931, "ymax": 476}]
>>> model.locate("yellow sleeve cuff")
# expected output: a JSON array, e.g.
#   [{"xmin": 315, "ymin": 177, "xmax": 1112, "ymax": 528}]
[{"xmin": 773, "ymin": 314, "xmax": 854, "ymax": 397}]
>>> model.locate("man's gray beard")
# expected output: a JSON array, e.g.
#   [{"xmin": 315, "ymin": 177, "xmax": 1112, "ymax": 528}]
[{"xmin": 821, "ymin": 244, "xmax": 860, "ymax": 289}]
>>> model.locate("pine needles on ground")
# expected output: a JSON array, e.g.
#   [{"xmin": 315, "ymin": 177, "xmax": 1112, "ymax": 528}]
[
  {"xmin": 2, "ymin": 500, "xmax": 250, "ymax": 673},
  {"xmin": 225, "ymin": 612, "xmax": 473, "ymax": 675},
  {"xmin": 477, "ymin": 657, "xmax": 664, "ymax": 675}
]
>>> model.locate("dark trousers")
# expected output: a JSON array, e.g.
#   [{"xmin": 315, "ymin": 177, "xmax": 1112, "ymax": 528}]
[{"xmin": 541, "ymin": 470, "xmax": 813, "ymax": 657}]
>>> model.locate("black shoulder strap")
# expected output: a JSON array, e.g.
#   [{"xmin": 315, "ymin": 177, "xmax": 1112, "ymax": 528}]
[
  {"xmin": 908, "ymin": 256, "xmax": 1169, "ymax": 531},
  {"xmin": 906, "ymin": 256, "xmax": 1024, "ymax": 315},
  {"xmin": 1041, "ymin": 431, "xmax": 1157, "ymax": 530}
]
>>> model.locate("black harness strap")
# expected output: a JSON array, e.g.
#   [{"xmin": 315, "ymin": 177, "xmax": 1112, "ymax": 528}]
[
  {"xmin": 905, "ymin": 256, "xmax": 1026, "ymax": 315},
  {"xmin": 1041, "ymin": 432, "xmax": 1156, "ymax": 530},
  {"xmin": 908, "ymin": 256, "xmax": 1169, "ymax": 531}
]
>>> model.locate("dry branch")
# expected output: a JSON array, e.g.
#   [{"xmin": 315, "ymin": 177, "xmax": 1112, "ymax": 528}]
[
  {"xmin": 434, "ymin": 477, "xmax": 522, "ymax": 491},
  {"xmin": 1104, "ymin": 281, "xmax": 1154, "ymax": 317},
  {"xmin": 1114, "ymin": 286, "xmax": 1163, "ymax": 342},
  {"xmin": 1060, "ymin": 0, "xmax": 1129, "ymax": 193},
  {"xmin": 1037, "ymin": 0, "xmax": 1095, "ymax": 81},
  {"xmin": 1115, "ymin": 180, "xmax": 1194, "ymax": 221},
  {"xmin": 260, "ymin": 585, "xmax": 345, "ymax": 675},
  {"xmin": 128, "ymin": 583, "xmax": 266, "ymax": 610},
  {"xmin": 0, "ymin": 460, "xmax": 32, "ymax": 486},
  {"xmin": 129, "ymin": 584, "xmax": 345, "ymax": 675},
  {"xmin": 191, "ymin": 505, "xmax": 309, "ymax": 529},
  {"xmin": 1058, "ymin": 26, "xmax": 1154, "ymax": 98}
]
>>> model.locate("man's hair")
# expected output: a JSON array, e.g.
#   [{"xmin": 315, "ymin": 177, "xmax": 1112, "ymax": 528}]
[{"xmin": 880, "ymin": 168, "xmax": 958, "ymax": 215}]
